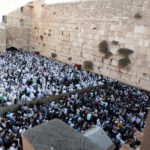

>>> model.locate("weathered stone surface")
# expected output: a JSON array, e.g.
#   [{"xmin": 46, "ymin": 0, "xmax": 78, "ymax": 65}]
[
  {"xmin": 0, "ymin": 24, "xmax": 6, "ymax": 51},
  {"xmin": 5, "ymin": 4, "xmax": 32, "ymax": 50},
  {"xmin": 1, "ymin": 0, "xmax": 150, "ymax": 91}
]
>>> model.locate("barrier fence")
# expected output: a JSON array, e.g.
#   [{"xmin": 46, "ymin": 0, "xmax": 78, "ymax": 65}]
[{"xmin": 0, "ymin": 84, "xmax": 105, "ymax": 116}]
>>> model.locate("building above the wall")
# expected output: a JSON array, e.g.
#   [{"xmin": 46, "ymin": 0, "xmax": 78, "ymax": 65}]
[{"xmin": 23, "ymin": 119, "xmax": 114, "ymax": 150}]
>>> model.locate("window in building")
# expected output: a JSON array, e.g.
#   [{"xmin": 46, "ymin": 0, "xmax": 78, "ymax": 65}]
[
  {"xmin": 20, "ymin": 19, "xmax": 24, "ymax": 26},
  {"xmin": 2, "ymin": 16, "xmax": 7, "ymax": 23},
  {"xmin": 21, "ymin": 7, "xmax": 24, "ymax": 12}
]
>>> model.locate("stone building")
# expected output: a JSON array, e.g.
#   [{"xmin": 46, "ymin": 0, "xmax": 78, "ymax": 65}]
[
  {"xmin": 84, "ymin": 127, "xmax": 115, "ymax": 150},
  {"xmin": 1, "ymin": 0, "xmax": 150, "ymax": 91},
  {"xmin": 23, "ymin": 119, "xmax": 114, "ymax": 150},
  {"xmin": 140, "ymin": 110, "xmax": 150, "ymax": 150}
]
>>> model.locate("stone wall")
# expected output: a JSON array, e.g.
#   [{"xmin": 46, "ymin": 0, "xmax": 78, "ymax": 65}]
[
  {"xmin": 29, "ymin": 0, "xmax": 150, "ymax": 91},
  {"xmin": 2, "ymin": 0, "xmax": 150, "ymax": 91},
  {"xmin": 0, "ymin": 23, "xmax": 6, "ymax": 52},
  {"xmin": 140, "ymin": 109, "xmax": 150, "ymax": 150},
  {"xmin": 5, "ymin": 4, "xmax": 32, "ymax": 50}
]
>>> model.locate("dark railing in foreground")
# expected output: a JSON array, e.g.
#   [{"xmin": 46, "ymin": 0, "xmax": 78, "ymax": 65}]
[{"xmin": 0, "ymin": 85, "xmax": 105, "ymax": 116}]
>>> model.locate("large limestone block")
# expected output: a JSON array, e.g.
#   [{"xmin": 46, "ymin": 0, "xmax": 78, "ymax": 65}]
[{"xmin": 134, "ymin": 26, "xmax": 146, "ymax": 34}]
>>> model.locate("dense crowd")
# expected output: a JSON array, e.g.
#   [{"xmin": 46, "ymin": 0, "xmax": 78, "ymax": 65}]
[
  {"xmin": 0, "ymin": 81, "xmax": 149, "ymax": 150},
  {"xmin": 0, "ymin": 50, "xmax": 149, "ymax": 150},
  {"xmin": 0, "ymin": 51, "xmax": 105, "ymax": 106}
]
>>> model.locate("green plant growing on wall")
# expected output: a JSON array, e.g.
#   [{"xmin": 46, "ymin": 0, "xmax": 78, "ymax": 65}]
[
  {"xmin": 99, "ymin": 40, "xmax": 112, "ymax": 59},
  {"xmin": 111, "ymin": 40, "xmax": 119, "ymax": 46},
  {"xmin": 118, "ymin": 48, "xmax": 134, "ymax": 69},
  {"xmin": 40, "ymin": 35, "xmax": 44, "ymax": 40},
  {"xmin": 118, "ymin": 57, "xmax": 131, "ymax": 68},
  {"xmin": 93, "ymin": 27, "xmax": 96, "ymax": 30},
  {"xmin": 118, "ymin": 48, "xmax": 134, "ymax": 56},
  {"xmin": 51, "ymin": 53, "xmax": 57, "ymax": 58},
  {"xmin": 134, "ymin": 12, "xmax": 142, "ymax": 19},
  {"xmin": 84, "ymin": 60, "xmax": 93, "ymax": 70},
  {"xmin": 68, "ymin": 57, "xmax": 72, "ymax": 61}
]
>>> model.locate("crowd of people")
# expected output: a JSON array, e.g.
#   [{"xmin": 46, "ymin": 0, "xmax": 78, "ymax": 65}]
[
  {"xmin": 0, "ymin": 50, "xmax": 149, "ymax": 150},
  {"xmin": 0, "ymin": 50, "xmax": 106, "ymax": 106},
  {"xmin": 0, "ymin": 81, "xmax": 149, "ymax": 149}
]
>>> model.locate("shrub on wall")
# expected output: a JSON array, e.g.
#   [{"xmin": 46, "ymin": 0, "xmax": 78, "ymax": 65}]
[
  {"xmin": 99, "ymin": 40, "xmax": 112, "ymax": 59},
  {"xmin": 68, "ymin": 57, "xmax": 72, "ymax": 61},
  {"xmin": 51, "ymin": 53, "xmax": 57, "ymax": 58},
  {"xmin": 40, "ymin": 35, "xmax": 44, "ymax": 40},
  {"xmin": 93, "ymin": 27, "xmax": 96, "ymax": 30},
  {"xmin": 111, "ymin": 40, "xmax": 119, "ymax": 46},
  {"xmin": 118, "ymin": 48, "xmax": 134, "ymax": 56},
  {"xmin": 99, "ymin": 40, "xmax": 108, "ymax": 52},
  {"xmin": 84, "ymin": 60, "xmax": 93, "ymax": 70},
  {"xmin": 134, "ymin": 12, "xmax": 142, "ymax": 19},
  {"xmin": 118, "ymin": 57, "xmax": 131, "ymax": 68},
  {"xmin": 118, "ymin": 48, "xmax": 134, "ymax": 69}
]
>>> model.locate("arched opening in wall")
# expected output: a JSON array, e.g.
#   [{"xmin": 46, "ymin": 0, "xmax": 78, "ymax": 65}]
[{"xmin": 6, "ymin": 47, "xmax": 18, "ymax": 52}]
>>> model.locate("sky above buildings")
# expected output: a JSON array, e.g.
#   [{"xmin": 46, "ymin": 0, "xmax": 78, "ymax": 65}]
[{"xmin": 0, "ymin": 0, "xmax": 79, "ymax": 22}]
